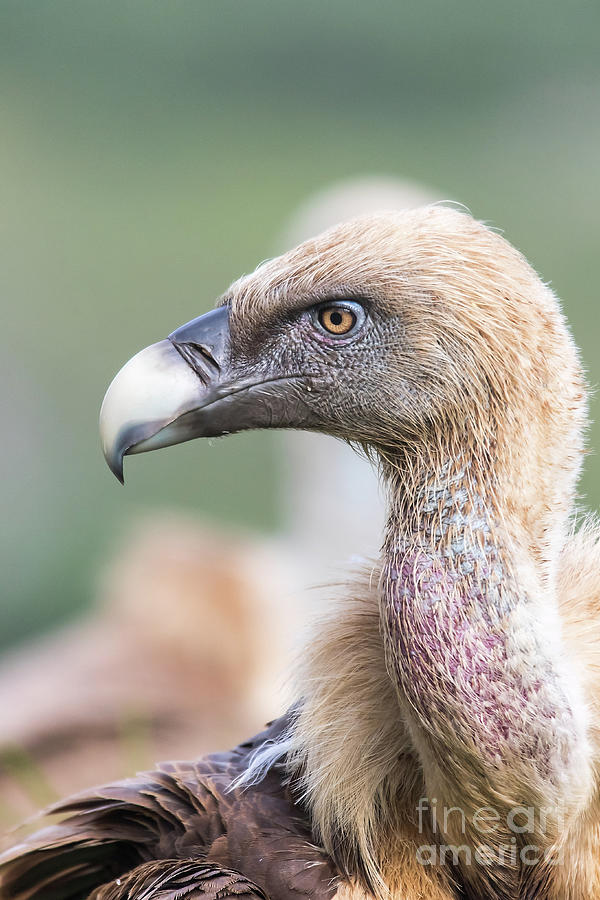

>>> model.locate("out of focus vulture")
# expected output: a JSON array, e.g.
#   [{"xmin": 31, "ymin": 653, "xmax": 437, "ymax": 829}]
[
  {"xmin": 3, "ymin": 205, "xmax": 600, "ymax": 900},
  {"xmin": 0, "ymin": 177, "xmax": 437, "ymax": 823},
  {"xmin": 0, "ymin": 517, "xmax": 289, "ymax": 825}
]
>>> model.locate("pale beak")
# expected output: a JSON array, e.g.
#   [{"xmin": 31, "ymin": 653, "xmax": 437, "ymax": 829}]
[{"xmin": 100, "ymin": 307, "xmax": 231, "ymax": 483}]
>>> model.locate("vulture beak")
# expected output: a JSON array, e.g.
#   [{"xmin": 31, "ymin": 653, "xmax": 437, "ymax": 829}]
[
  {"xmin": 101, "ymin": 306, "xmax": 279, "ymax": 484},
  {"xmin": 100, "ymin": 305, "xmax": 313, "ymax": 483}
]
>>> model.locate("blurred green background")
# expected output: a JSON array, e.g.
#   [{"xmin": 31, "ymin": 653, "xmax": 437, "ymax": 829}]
[{"xmin": 1, "ymin": 1, "xmax": 599, "ymax": 650}]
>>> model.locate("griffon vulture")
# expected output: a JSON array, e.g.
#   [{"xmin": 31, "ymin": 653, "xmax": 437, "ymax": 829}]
[{"xmin": 3, "ymin": 206, "xmax": 599, "ymax": 900}]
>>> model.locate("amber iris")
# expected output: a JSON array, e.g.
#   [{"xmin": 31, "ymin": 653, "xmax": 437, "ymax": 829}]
[{"xmin": 318, "ymin": 306, "xmax": 356, "ymax": 335}]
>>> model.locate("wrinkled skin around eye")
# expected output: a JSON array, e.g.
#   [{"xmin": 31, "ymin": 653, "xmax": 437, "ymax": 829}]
[{"xmin": 222, "ymin": 302, "xmax": 450, "ymax": 447}]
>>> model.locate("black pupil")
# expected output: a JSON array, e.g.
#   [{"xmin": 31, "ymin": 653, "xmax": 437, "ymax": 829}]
[{"xmin": 330, "ymin": 311, "xmax": 343, "ymax": 326}]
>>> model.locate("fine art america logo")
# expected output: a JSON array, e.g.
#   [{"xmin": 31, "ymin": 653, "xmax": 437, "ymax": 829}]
[{"xmin": 415, "ymin": 798, "xmax": 564, "ymax": 867}]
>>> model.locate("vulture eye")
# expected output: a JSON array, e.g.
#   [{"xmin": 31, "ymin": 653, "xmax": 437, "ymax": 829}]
[{"xmin": 315, "ymin": 301, "xmax": 365, "ymax": 338}]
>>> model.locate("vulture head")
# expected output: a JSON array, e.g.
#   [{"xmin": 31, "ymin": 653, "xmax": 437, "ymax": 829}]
[{"xmin": 101, "ymin": 206, "xmax": 584, "ymax": 571}]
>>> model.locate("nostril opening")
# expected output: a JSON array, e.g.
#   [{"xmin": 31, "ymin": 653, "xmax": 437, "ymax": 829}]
[{"xmin": 171, "ymin": 341, "xmax": 220, "ymax": 384}]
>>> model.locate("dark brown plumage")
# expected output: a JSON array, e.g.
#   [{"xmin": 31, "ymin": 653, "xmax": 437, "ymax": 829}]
[
  {"xmin": 0, "ymin": 719, "xmax": 338, "ymax": 900},
  {"xmin": 90, "ymin": 861, "xmax": 269, "ymax": 900}
]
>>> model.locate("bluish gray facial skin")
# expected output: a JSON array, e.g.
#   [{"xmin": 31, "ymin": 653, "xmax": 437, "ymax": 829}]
[{"xmin": 99, "ymin": 306, "xmax": 317, "ymax": 483}]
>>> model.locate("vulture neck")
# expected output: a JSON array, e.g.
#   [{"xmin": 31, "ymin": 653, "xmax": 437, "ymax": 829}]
[{"xmin": 379, "ymin": 443, "xmax": 592, "ymax": 858}]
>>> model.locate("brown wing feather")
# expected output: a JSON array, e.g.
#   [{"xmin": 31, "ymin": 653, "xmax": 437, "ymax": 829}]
[
  {"xmin": 90, "ymin": 859, "xmax": 269, "ymax": 899},
  {"xmin": 0, "ymin": 718, "xmax": 339, "ymax": 900}
]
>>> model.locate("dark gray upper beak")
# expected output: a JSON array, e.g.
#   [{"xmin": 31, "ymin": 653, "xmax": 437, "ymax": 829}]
[{"xmin": 168, "ymin": 307, "xmax": 230, "ymax": 368}]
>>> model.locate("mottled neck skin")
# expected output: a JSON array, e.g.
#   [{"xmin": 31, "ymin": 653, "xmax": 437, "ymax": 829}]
[{"xmin": 380, "ymin": 452, "xmax": 591, "ymax": 895}]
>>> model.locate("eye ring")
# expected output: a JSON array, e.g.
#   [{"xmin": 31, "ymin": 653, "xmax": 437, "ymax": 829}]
[{"xmin": 314, "ymin": 300, "xmax": 366, "ymax": 339}]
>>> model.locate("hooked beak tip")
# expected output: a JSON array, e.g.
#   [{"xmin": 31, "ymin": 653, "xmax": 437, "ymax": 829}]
[
  {"xmin": 102, "ymin": 442, "xmax": 125, "ymax": 484},
  {"xmin": 110, "ymin": 457, "xmax": 125, "ymax": 485}
]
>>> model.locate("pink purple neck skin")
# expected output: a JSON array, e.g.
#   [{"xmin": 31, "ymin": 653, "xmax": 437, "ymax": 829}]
[{"xmin": 380, "ymin": 459, "xmax": 584, "ymax": 798}]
